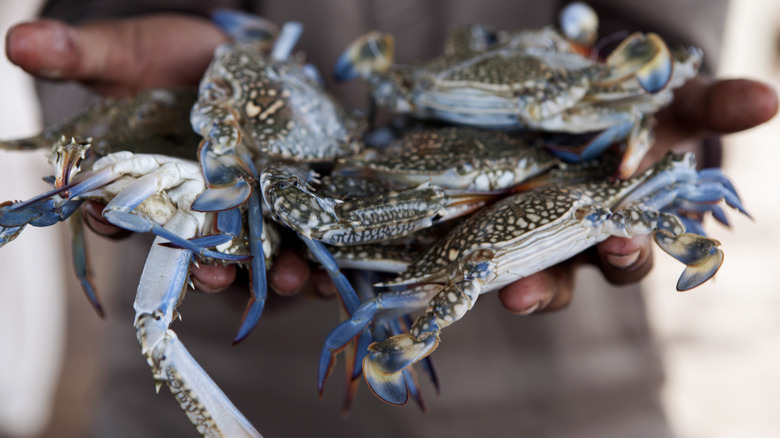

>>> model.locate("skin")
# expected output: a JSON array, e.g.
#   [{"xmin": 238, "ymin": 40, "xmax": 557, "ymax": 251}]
[{"xmin": 5, "ymin": 15, "xmax": 777, "ymax": 311}]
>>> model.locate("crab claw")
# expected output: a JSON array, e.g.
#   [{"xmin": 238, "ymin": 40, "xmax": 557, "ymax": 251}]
[
  {"xmin": 559, "ymin": 1, "xmax": 599, "ymax": 49},
  {"xmin": 654, "ymin": 230, "xmax": 724, "ymax": 291},
  {"xmin": 334, "ymin": 32, "xmax": 394, "ymax": 82},
  {"xmin": 192, "ymin": 143, "xmax": 254, "ymax": 212},
  {"xmin": 0, "ymin": 188, "xmax": 83, "ymax": 228},
  {"xmin": 598, "ymin": 32, "xmax": 673, "ymax": 94},
  {"xmin": 363, "ymin": 357, "xmax": 409, "ymax": 406},
  {"xmin": 363, "ymin": 332, "xmax": 439, "ymax": 405}
]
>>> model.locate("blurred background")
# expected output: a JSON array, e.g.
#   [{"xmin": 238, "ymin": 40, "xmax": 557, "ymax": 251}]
[
  {"xmin": 642, "ymin": 1, "xmax": 780, "ymax": 437},
  {"xmin": 0, "ymin": 0, "xmax": 778, "ymax": 437}
]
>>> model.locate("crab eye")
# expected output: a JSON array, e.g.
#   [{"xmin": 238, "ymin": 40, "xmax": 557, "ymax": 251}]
[
  {"xmin": 456, "ymin": 163, "xmax": 475, "ymax": 174},
  {"xmin": 204, "ymin": 78, "xmax": 234, "ymax": 100},
  {"xmin": 477, "ymin": 25, "xmax": 499, "ymax": 47}
]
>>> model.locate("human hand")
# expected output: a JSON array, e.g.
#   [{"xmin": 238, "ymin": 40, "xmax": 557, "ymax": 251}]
[
  {"xmin": 5, "ymin": 15, "xmax": 317, "ymax": 295},
  {"xmin": 498, "ymin": 76, "xmax": 778, "ymax": 315}
]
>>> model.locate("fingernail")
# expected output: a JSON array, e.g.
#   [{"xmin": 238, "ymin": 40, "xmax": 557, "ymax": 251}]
[
  {"xmin": 7, "ymin": 21, "xmax": 75, "ymax": 79},
  {"xmin": 517, "ymin": 302, "xmax": 540, "ymax": 315},
  {"xmin": 605, "ymin": 250, "xmax": 641, "ymax": 269}
]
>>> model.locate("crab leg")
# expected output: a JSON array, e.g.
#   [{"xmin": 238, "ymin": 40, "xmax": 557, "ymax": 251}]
[
  {"xmin": 135, "ymin": 211, "xmax": 260, "ymax": 437},
  {"xmin": 0, "ymin": 189, "xmax": 83, "ymax": 228},
  {"xmin": 300, "ymin": 234, "xmax": 361, "ymax": 314},
  {"xmin": 232, "ymin": 189, "xmax": 267, "ymax": 343},
  {"xmin": 99, "ymin": 162, "xmax": 248, "ymax": 262},
  {"xmin": 184, "ymin": 208, "xmax": 243, "ymax": 248},
  {"xmin": 540, "ymin": 106, "xmax": 653, "ymax": 178},
  {"xmin": 68, "ymin": 210, "xmax": 103, "ymax": 317}
]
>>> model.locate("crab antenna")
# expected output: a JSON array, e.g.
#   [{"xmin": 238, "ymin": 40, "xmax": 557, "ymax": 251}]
[{"xmin": 271, "ymin": 21, "xmax": 303, "ymax": 61}]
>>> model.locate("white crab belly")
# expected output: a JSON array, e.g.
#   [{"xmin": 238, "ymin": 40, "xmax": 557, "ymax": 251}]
[{"xmin": 482, "ymin": 222, "xmax": 604, "ymax": 293}]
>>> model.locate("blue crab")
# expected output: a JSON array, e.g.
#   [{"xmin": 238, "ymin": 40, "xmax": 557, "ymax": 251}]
[
  {"xmin": 186, "ymin": 13, "xmax": 373, "ymax": 341},
  {"xmin": 333, "ymin": 2, "xmax": 702, "ymax": 178},
  {"xmin": 0, "ymin": 89, "xmax": 214, "ymax": 314},
  {"xmin": 0, "ymin": 134, "xmax": 269, "ymax": 436},
  {"xmin": 262, "ymin": 126, "xmax": 560, "ymax": 247},
  {"xmin": 443, "ymin": 2, "xmax": 598, "ymax": 58},
  {"xmin": 317, "ymin": 152, "xmax": 748, "ymax": 405}
]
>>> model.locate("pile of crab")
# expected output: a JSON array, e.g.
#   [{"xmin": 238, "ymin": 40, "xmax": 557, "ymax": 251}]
[{"xmin": 0, "ymin": 4, "xmax": 748, "ymax": 438}]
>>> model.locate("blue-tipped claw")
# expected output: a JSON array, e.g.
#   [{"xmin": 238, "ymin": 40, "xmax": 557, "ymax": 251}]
[
  {"xmin": 233, "ymin": 190, "xmax": 267, "ymax": 343},
  {"xmin": 363, "ymin": 356, "xmax": 408, "ymax": 406},
  {"xmin": 653, "ymin": 229, "xmax": 724, "ymax": 291},
  {"xmin": 635, "ymin": 35, "xmax": 673, "ymax": 93},
  {"xmin": 600, "ymin": 32, "xmax": 673, "ymax": 94},
  {"xmin": 368, "ymin": 332, "xmax": 439, "ymax": 375},
  {"xmin": 334, "ymin": 50, "xmax": 359, "ymax": 82},
  {"xmin": 0, "ymin": 196, "xmax": 84, "ymax": 228},
  {"xmin": 191, "ymin": 184, "xmax": 252, "ymax": 212},
  {"xmin": 676, "ymin": 248, "xmax": 724, "ymax": 291},
  {"xmin": 333, "ymin": 32, "xmax": 394, "ymax": 82},
  {"xmin": 196, "ymin": 143, "xmax": 254, "ymax": 211}
]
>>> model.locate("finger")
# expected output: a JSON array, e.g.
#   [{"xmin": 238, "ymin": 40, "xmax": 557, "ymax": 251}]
[
  {"xmin": 6, "ymin": 15, "xmax": 228, "ymax": 96},
  {"xmin": 268, "ymin": 249, "xmax": 311, "ymax": 296},
  {"xmin": 498, "ymin": 263, "xmax": 575, "ymax": 314},
  {"xmin": 191, "ymin": 263, "xmax": 237, "ymax": 293},
  {"xmin": 592, "ymin": 235, "xmax": 654, "ymax": 285},
  {"xmin": 669, "ymin": 76, "xmax": 778, "ymax": 136},
  {"xmin": 309, "ymin": 269, "xmax": 338, "ymax": 298},
  {"xmin": 81, "ymin": 200, "xmax": 131, "ymax": 239}
]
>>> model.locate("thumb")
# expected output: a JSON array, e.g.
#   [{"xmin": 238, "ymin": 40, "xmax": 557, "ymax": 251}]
[
  {"xmin": 671, "ymin": 76, "xmax": 778, "ymax": 135},
  {"xmin": 6, "ymin": 15, "xmax": 228, "ymax": 96}
]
